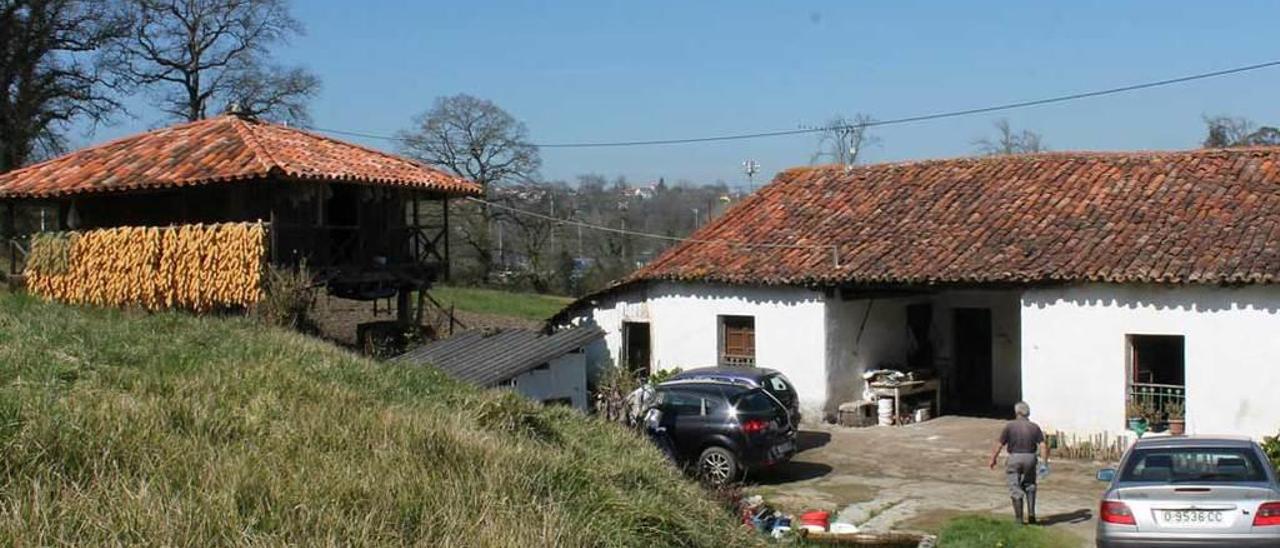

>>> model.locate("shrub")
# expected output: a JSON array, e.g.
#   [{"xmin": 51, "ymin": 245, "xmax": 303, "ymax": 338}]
[
  {"xmin": 1264, "ymin": 431, "xmax": 1280, "ymax": 470},
  {"xmin": 252, "ymin": 263, "xmax": 317, "ymax": 332}
]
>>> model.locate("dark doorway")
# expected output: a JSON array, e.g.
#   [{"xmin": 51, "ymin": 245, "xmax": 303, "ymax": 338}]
[
  {"xmin": 952, "ymin": 308, "xmax": 993, "ymax": 414},
  {"xmin": 622, "ymin": 321, "xmax": 651, "ymax": 378},
  {"xmin": 325, "ymin": 184, "xmax": 361, "ymax": 265}
]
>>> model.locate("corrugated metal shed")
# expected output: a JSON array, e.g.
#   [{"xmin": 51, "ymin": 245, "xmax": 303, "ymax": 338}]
[{"xmin": 395, "ymin": 325, "xmax": 604, "ymax": 387}]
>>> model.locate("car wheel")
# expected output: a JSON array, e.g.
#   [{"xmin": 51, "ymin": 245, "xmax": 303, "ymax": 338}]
[{"xmin": 698, "ymin": 446, "xmax": 739, "ymax": 485}]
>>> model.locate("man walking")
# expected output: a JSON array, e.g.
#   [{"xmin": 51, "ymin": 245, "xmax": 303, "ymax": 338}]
[{"xmin": 988, "ymin": 401, "xmax": 1049, "ymax": 524}]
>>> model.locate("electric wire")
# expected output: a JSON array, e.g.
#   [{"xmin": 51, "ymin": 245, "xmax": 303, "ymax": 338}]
[
  {"xmin": 467, "ymin": 196, "xmax": 842, "ymax": 266},
  {"xmin": 307, "ymin": 59, "xmax": 1280, "ymax": 148}
]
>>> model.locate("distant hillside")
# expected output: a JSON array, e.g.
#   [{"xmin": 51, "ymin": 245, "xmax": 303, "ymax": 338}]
[{"xmin": 0, "ymin": 292, "xmax": 750, "ymax": 546}]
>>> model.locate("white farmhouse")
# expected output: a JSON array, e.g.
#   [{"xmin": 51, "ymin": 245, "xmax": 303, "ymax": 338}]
[{"xmin": 554, "ymin": 149, "xmax": 1280, "ymax": 439}]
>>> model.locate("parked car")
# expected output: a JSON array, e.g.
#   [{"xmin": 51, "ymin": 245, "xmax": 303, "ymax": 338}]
[
  {"xmin": 667, "ymin": 367, "xmax": 803, "ymax": 425},
  {"xmin": 1095, "ymin": 436, "xmax": 1280, "ymax": 547},
  {"xmin": 649, "ymin": 379, "xmax": 796, "ymax": 484}
]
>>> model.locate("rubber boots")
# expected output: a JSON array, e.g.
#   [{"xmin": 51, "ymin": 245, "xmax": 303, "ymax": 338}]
[
  {"xmin": 1026, "ymin": 490, "xmax": 1038, "ymax": 525},
  {"xmin": 1011, "ymin": 497, "xmax": 1024, "ymax": 524}
]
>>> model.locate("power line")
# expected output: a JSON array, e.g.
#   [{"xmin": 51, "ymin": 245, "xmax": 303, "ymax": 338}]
[
  {"xmin": 466, "ymin": 196, "xmax": 842, "ymax": 266},
  {"xmin": 308, "ymin": 59, "xmax": 1280, "ymax": 149}
]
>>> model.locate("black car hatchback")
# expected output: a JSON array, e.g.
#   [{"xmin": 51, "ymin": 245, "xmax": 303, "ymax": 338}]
[
  {"xmin": 667, "ymin": 367, "xmax": 802, "ymax": 426},
  {"xmin": 648, "ymin": 379, "xmax": 796, "ymax": 484}
]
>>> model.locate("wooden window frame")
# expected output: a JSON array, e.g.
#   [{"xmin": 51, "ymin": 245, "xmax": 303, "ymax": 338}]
[{"xmin": 718, "ymin": 315, "xmax": 756, "ymax": 367}]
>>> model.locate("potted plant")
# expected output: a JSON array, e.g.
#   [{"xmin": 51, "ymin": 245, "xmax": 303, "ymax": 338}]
[
  {"xmin": 1165, "ymin": 401, "xmax": 1186, "ymax": 435},
  {"xmin": 1126, "ymin": 399, "xmax": 1153, "ymax": 435}
]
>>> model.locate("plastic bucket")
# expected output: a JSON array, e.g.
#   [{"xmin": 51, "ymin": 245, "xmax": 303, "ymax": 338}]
[{"xmin": 877, "ymin": 398, "xmax": 894, "ymax": 426}]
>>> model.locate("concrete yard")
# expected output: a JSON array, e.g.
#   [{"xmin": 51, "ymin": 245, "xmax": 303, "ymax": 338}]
[{"xmin": 747, "ymin": 416, "xmax": 1105, "ymax": 546}]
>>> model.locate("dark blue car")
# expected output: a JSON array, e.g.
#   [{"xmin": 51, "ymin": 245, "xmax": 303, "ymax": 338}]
[{"xmin": 667, "ymin": 367, "xmax": 802, "ymax": 426}]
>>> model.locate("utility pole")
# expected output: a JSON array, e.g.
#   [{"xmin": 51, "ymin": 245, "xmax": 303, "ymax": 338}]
[{"xmin": 742, "ymin": 160, "xmax": 760, "ymax": 192}]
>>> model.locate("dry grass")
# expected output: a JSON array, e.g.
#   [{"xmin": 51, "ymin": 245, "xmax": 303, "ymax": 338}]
[{"xmin": 0, "ymin": 292, "xmax": 753, "ymax": 546}]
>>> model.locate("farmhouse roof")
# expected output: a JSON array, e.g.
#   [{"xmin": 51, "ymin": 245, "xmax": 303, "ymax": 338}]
[
  {"xmin": 395, "ymin": 325, "xmax": 604, "ymax": 388},
  {"xmin": 0, "ymin": 114, "xmax": 482, "ymax": 198},
  {"xmin": 623, "ymin": 147, "xmax": 1280, "ymax": 289}
]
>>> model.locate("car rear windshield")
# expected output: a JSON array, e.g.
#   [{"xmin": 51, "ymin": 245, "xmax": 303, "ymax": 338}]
[
  {"xmin": 762, "ymin": 374, "xmax": 796, "ymax": 406},
  {"xmin": 1119, "ymin": 447, "xmax": 1269, "ymax": 483},
  {"xmin": 730, "ymin": 388, "xmax": 782, "ymax": 416}
]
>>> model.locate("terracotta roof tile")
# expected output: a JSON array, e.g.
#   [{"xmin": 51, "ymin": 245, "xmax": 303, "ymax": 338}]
[
  {"xmin": 627, "ymin": 148, "xmax": 1280, "ymax": 287},
  {"xmin": 0, "ymin": 115, "xmax": 481, "ymax": 198}
]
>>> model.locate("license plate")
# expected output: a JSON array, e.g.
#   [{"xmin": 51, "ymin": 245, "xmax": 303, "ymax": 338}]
[
  {"xmin": 1157, "ymin": 509, "xmax": 1226, "ymax": 528},
  {"xmin": 771, "ymin": 441, "xmax": 795, "ymax": 458}
]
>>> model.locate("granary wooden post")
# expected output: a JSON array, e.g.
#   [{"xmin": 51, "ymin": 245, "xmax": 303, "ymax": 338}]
[
  {"xmin": 441, "ymin": 196, "xmax": 450, "ymax": 281},
  {"xmin": 4, "ymin": 201, "xmax": 15, "ymax": 274}
]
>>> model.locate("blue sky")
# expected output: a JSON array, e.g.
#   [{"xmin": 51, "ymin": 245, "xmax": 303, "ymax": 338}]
[{"xmin": 79, "ymin": 0, "xmax": 1280, "ymax": 187}]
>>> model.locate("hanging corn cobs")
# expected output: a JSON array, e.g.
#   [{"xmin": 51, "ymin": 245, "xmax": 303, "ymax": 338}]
[{"xmin": 25, "ymin": 222, "xmax": 267, "ymax": 312}]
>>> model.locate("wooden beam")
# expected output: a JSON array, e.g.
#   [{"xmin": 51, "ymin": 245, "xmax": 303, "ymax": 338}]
[{"xmin": 442, "ymin": 196, "xmax": 450, "ymax": 281}]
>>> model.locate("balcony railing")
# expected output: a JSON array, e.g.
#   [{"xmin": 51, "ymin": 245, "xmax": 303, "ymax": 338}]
[{"xmin": 1128, "ymin": 382, "xmax": 1185, "ymax": 420}]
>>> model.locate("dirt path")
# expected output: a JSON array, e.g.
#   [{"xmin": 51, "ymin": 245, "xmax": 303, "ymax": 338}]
[{"xmin": 747, "ymin": 416, "xmax": 1103, "ymax": 546}]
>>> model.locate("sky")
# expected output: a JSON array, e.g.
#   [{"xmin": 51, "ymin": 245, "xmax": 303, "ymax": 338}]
[{"xmin": 75, "ymin": 0, "xmax": 1280, "ymax": 188}]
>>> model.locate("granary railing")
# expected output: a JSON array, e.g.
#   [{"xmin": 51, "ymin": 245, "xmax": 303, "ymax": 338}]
[{"xmin": 4, "ymin": 236, "xmax": 27, "ymax": 277}]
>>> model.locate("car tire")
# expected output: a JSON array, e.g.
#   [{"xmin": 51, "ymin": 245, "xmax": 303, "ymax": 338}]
[{"xmin": 698, "ymin": 446, "xmax": 740, "ymax": 486}]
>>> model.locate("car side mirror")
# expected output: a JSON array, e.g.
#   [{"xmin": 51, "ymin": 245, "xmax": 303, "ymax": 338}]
[{"xmin": 1096, "ymin": 468, "xmax": 1116, "ymax": 482}]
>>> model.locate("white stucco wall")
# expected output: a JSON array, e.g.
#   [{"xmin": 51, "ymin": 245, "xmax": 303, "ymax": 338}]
[
  {"xmin": 1023, "ymin": 284, "xmax": 1280, "ymax": 438},
  {"xmin": 572, "ymin": 282, "xmax": 829, "ymax": 416},
  {"xmin": 511, "ymin": 351, "xmax": 589, "ymax": 411}
]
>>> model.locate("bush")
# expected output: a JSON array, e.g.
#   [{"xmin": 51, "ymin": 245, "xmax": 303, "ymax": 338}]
[
  {"xmin": 1264, "ymin": 431, "xmax": 1280, "ymax": 470},
  {"xmin": 252, "ymin": 264, "xmax": 317, "ymax": 332}
]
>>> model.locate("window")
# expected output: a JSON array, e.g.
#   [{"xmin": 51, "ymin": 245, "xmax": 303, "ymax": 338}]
[
  {"xmin": 1126, "ymin": 334, "xmax": 1186, "ymax": 425},
  {"xmin": 1119, "ymin": 447, "xmax": 1266, "ymax": 483},
  {"xmin": 719, "ymin": 315, "xmax": 755, "ymax": 367}
]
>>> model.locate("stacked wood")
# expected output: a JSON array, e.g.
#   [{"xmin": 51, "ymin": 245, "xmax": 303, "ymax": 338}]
[{"xmin": 26, "ymin": 222, "xmax": 266, "ymax": 312}]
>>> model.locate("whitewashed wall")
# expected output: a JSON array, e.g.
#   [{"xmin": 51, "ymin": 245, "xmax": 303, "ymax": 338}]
[
  {"xmin": 511, "ymin": 351, "xmax": 589, "ymax": 411},
  {"xmin": 1022, "ymin": 284, "xmax": 1280, "ymax": 438},
  {"xmin": 572, "ymin": 282, "xmax": 829, "ymax": 416}
]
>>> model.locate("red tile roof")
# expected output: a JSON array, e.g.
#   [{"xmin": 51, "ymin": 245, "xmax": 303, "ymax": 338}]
[
  {"xmin": 629, "ymin": 148, "xmax": 1280, "ymax": 287},
  {"xmin": 0, "ymin": 115, "xmax": 481, "ymax": 198}
]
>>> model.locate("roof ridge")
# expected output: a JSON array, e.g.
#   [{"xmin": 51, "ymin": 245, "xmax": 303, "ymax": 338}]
[{"xmin": 229, "ymin": 116, "xmax": 284, "ymax": 174}]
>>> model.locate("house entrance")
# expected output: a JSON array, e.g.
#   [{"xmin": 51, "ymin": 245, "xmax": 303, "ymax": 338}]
[
  {"xmin": 951, "ymin": 308, "xmax": 993, "ymax": 414},
  {"xmin": 622, "ymin": 321, "xmax": 651, "ymax": 378}
]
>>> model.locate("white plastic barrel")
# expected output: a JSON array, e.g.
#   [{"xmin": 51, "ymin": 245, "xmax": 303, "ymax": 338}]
[{"xmin": 877, "ymin": 398, "xmax": 894, "ymax": 426}]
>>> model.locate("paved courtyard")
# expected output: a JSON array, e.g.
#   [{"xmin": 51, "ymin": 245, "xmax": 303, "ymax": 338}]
[{"xmin": 747, "ymin": 416, "xmax": 1105, "ymax": 546}]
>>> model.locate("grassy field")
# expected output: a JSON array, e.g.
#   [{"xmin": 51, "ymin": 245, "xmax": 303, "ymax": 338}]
[
  {"xmin": 428, "ymin": 285, "xmax": 574, "ymax": 322},
  {"xmin": 937, "ymin": 516, "xmax": 1082, "ymax": 548},
  {"xmin": 0, "ymin": 292, "xmax": 752, "ymax": 546}
]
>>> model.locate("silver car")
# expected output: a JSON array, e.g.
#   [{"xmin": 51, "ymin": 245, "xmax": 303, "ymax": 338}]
[{"xmin": 1096, "ymin": 436, "xmax": 1280, "ymax": 547}]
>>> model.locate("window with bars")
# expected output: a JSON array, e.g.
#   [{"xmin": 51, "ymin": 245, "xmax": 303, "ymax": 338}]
[{"xmin": 719, "ymin": 315, "xmax": 756, "ymax": 367}]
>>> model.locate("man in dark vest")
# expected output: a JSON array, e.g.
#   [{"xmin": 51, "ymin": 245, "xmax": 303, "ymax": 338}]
[{"xmin": 988, "ymin": 401, "xmax": 1049, "ymax": 524}]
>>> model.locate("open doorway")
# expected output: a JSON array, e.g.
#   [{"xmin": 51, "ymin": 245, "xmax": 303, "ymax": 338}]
[
  {"xmin": 622, "ymin": 321, "xmax": 651, "ymax": 379},
  {"xmin": 951, "ymin": 308, "xmax": 993, "ymax": 414}
]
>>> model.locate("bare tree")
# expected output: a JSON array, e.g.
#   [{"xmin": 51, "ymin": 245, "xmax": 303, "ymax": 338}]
[
  {"xmin": 398, "ymin": 94, "xmax": 542, "ymax": 282},
  {"xmin": 0, "ymin": 0, "xmax": 130, "ymax": 172},
  {"xmin": 974, "ymin": 119, "xmax": 1047, "ymax": 156},
  {"xmin": 1202, "ymin": 115, "xmax": 1280, "ymax": 148},
  {"xmin": 812, "ymin": 113, "xmax": 879, "ymax": 166},
  {"xmin": 112, "ymin": 0, "xmax": 318, "ymax": 123}
]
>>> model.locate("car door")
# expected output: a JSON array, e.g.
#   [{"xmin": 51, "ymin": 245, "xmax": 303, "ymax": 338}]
[{"xmin": 666, "ymin": 386, "xmax": 730, "ymax": 458}]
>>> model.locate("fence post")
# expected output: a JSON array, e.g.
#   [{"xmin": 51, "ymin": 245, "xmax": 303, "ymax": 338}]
[
  {"xmin": 4, "ymin": 202, "xmax": 15, "ymax": 275},
  {"xmin": 449, "ymin": 304, "xmax": 456, "ymax": 336}
]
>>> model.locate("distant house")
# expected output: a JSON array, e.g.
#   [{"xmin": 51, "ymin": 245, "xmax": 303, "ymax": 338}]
[
  {"xmin": 554, "ymin": 148, "xmax": 1280, "ymax": 438},
  {"xmin": 396, "ymin": 325, "xmax": 604, "ymax": 410}
]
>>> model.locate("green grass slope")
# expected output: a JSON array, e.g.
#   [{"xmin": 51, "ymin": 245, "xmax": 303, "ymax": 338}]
[
  {"xmin": 0, "ymin": 293, "xmax": 751, "ymax": 546},
  {"xmin": 429, "ymin": 285, "xmax": 573, "ymax": 322}
]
